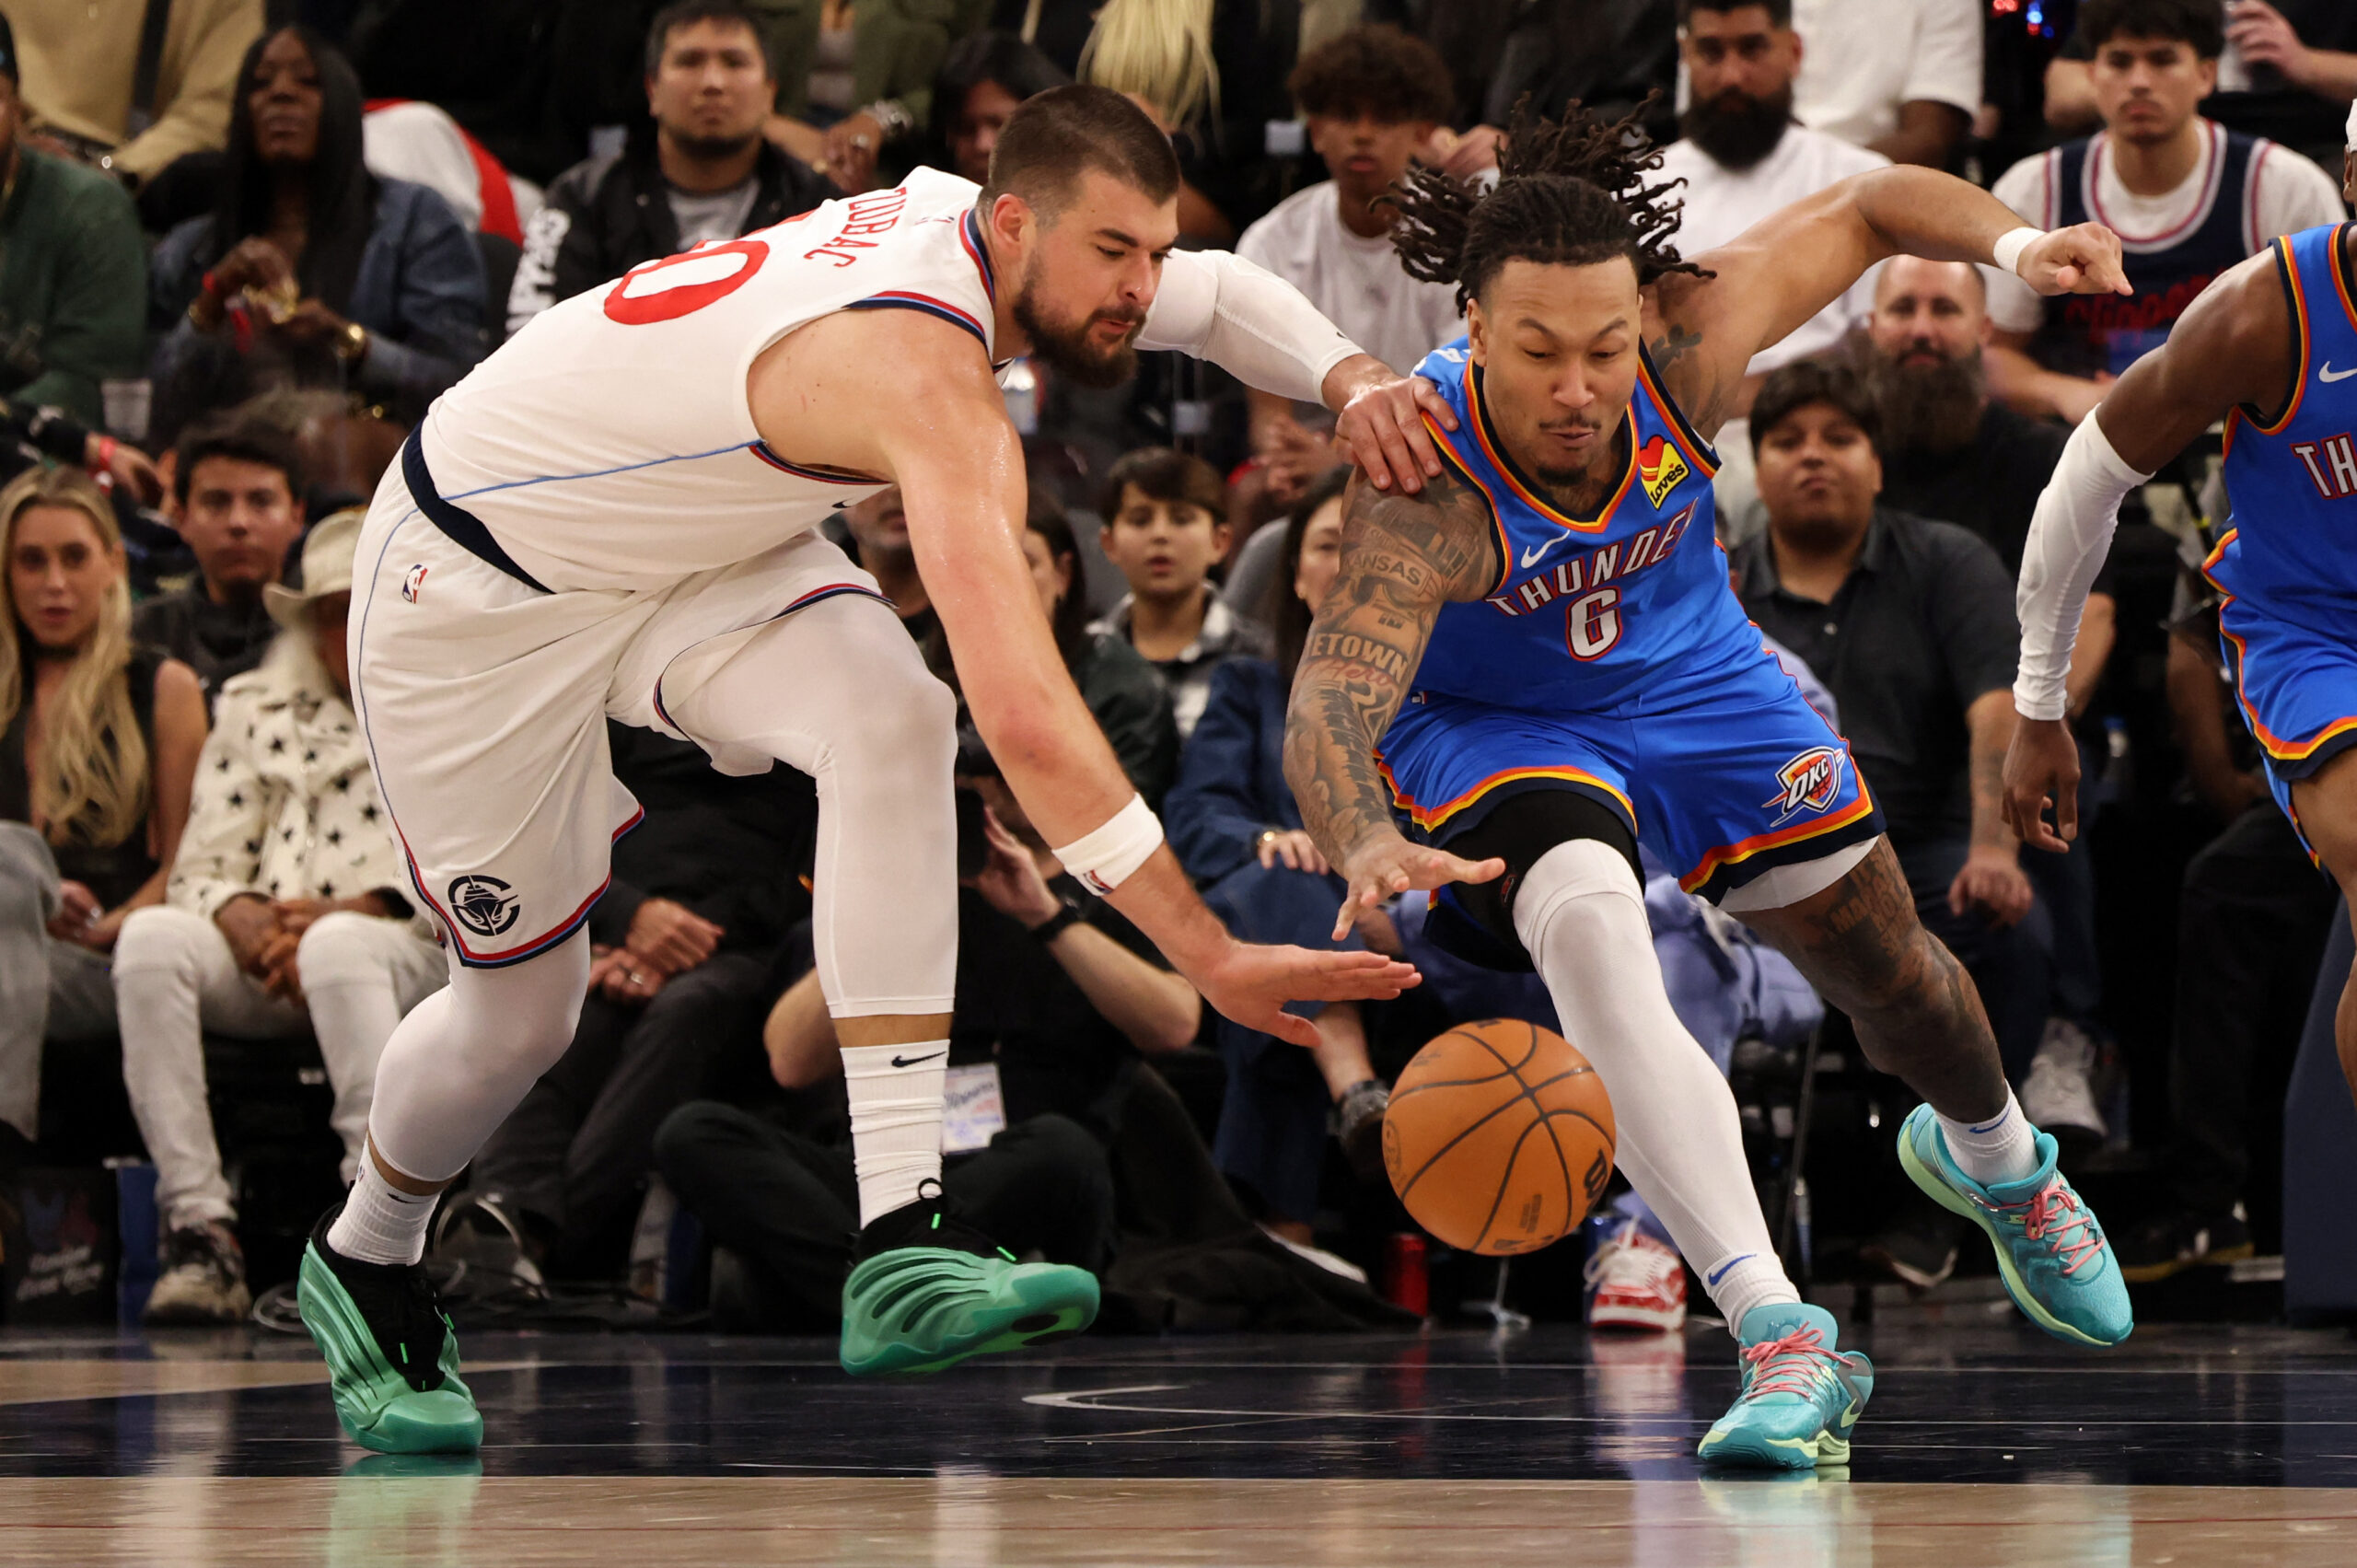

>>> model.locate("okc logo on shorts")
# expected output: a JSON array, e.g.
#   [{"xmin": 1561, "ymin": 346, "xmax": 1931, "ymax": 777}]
[
  {"xmin": 401, "ymin": 563, "xmax": 428, "ymax": 603},
  {"xmin": 1764, "ymin": 746, "xmax": 1846, "ymax": 827},
  {"xmin": 447, "ymin": 875, "xmax": 520, "ymax": 939}
]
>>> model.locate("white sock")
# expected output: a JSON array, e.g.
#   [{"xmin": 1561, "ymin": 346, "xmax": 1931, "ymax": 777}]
[
  {"xmin": 842, "ymin": 1040, "xmax": 948, "ymax": 1227},
  {"xmin": 1937, "ymin": 1090, "xmax": 2040, "ymax": 1188},
  {"xmin": 1512, "ymin": 839, "xmax": 1800, "ymax": 1337},
  {"xmin": 328, "ymin": 1156, "xmax": 441, "ymax": 1266}
]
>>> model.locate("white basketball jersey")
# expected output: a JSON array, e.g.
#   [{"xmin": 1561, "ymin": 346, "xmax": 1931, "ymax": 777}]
[{"xmin": 414, "ymin": 167, "xmax": 999, "ymax": 590}]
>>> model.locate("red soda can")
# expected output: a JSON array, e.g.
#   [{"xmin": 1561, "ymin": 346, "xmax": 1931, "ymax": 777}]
[{"xmin": 1382, "ymin": 1232, "xmax": 1430, "ymax": 1316}]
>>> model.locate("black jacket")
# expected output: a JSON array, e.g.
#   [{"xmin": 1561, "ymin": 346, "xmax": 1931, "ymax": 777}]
[{"xmin": 505, "ymin": 138, "xmax": 834, "ymax": 337}]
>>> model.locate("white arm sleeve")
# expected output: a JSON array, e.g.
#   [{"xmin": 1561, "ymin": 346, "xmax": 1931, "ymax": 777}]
[
  {"xmin": 2014, "ymin": 413, "xmax": 2153, "ymax": 721},
  {"xmin": 1138, "ymin": 248, "xmax": 1364, "ymax": 407}
]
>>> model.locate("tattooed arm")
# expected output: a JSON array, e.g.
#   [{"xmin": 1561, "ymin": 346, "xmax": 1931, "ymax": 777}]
[
  {"xmin": 1642, "ymin": 168, "xmax": 2131, "ymax": 442},
  {"xmin": 1283, "ymin": 467, "xmax": 1507, "ymax": 941}
]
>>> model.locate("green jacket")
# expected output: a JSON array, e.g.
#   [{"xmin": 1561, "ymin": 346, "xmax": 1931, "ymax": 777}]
[
  {"xmin": 749, "ymin": 0, "xmax": 989, "ymax": 127},
  {"xmin": 0, "ymin": 149, "xmax": 146, "ymax": 425}
]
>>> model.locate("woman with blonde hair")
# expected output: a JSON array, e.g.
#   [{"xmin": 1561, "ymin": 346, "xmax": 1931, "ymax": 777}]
[{"xmin": 0, "ymin": 467, "xmax": 207, "ymax": 1158}]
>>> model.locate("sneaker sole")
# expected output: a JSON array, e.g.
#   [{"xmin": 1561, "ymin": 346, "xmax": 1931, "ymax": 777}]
[
  {"xmin": 1589, "ymin": 1302, "xmax": 1687, "ymax": 1332},
  {"xmin": 296, "ymin": 1244, "xmax": 482, "ymax": 1455},
  {"xmin": 1897, "ymin": 1129, "xmax": 2122, "ymax": 1349},
  {"xmin": 1697, "ymin": 1427, "xmax": 1851, "ymax": 1469},
  {"xmin": 841, "ymin": 1269, "xmax": 1100, "ymax": 1377},
  {"xmin": 2119, "ymin": 1240, "xmax": 2257, "ymax": 1285}
]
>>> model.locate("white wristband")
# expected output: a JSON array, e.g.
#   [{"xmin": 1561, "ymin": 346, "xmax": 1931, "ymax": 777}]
[
  {"xmin": 1991, "ymin": 226, "xmax": 2043, "ymax": 279},
  {"xmin": 1051, "ymin": 794, "xmax": 1165, "ymax": 897}
]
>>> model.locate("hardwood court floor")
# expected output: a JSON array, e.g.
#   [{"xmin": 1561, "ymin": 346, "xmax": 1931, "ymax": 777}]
[{"xmin": 2, "ymin": 1318, "xmax": 2354, "ymax": 1564}]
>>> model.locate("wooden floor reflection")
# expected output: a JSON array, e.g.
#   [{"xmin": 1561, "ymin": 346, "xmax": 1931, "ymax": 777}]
[{"xmin": 5, "ymin": 1473, "xmax": 2353, "ymax": 1567}]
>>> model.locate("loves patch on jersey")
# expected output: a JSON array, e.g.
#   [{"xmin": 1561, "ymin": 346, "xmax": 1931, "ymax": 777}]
[
  {"xmin": 1765, "ymin": 746, "xmax": 1847, "ymax": 827},
  {"xmin": 1637, "ymin": 434, "xmax": 1689, "ymax": 509}
]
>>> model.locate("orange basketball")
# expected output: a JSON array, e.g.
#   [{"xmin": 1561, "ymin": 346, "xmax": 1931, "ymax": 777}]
[{"xmin": 1382, "ymin": 1019, "xmax": 1617, "ymax": 1256}]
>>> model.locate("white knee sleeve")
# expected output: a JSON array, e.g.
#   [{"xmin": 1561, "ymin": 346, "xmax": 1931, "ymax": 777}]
[{"xmin": 1512, "ymin": 839, "xmax": 1798, "ymax": 1334}]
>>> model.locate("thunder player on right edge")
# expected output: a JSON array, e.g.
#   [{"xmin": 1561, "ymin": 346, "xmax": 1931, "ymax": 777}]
[
  {"xmin": 303, "ymin": 87, "xmax": 1446, "ymax": 1454},
  {"xmin": 1283, "ymin": 102, "xmax": 2140, "ymax": 1470},
  {"xmin": 2005, "ymin": 110, "xmax": 2357, "ymax": 1128}
]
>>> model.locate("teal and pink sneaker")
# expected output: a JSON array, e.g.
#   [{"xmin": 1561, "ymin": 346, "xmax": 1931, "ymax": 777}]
[
  {"xmin": 1897, "ymin": 1103, "xmax": 2132, "ymax": 1347},
  {"xmin": 1697, "ymin": 1303, "xmax": 1873, "ymax": 1469}
]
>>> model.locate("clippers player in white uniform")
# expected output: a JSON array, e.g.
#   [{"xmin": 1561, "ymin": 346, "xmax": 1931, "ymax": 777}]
[{"xmin": 299, "ymin": 87, "xmax": 1451, "ymax": 1454}]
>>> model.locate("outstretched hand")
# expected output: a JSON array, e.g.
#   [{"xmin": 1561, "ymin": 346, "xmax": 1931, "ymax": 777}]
[
  {"xmin": 1330, "ymin": 363, "xmax": 1458, "ymax": 494},
  {"xmin": 1332, "ymin": 832, "xmax": 1505, "ymax": 942},
  {"xmin": 2018, "ymin": 223, "xmax": 2132, "ymax": 298},
  {"xmin": 1192, "ymin": 941, "xmax": 1420, "ymax": 1050},
  {"xmin": 2002, "ymin": 714, "xmax": 2083, "ymax": 853}
]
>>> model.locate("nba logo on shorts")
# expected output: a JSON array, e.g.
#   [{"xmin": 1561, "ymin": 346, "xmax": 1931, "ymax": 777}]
[
  {"xmin": 1764, "ymin": 746, "xmax": 1845, "ymax": 826},
  {"xmin": 401, "ymin": 563, "xmax": 428, "ymax": 603},
  {"xmin": 447, "ymin": 875, "xmax": 520, "ymax": 938}
]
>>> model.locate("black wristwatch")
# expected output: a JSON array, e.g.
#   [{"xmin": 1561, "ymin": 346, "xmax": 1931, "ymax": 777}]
[{"xmin": 1028, "ymin": 896, "xmax": 1086, "ymax": 945}]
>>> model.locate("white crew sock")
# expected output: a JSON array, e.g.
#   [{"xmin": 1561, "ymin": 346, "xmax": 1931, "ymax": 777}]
[
  {"xmin": 842, "ymin": 1040, "xmax": 948, "ymax": 1226},
  {"xmin": 328, "ymin": 1156, "xmax": 441, "ymax": 1266},
  {"xmin": 1936, "ymin": 1090, "xmax": 2041, "ymax": 1188},
  {"xmin": 1513, "ymin": 839, "xmax": 1801, "ymax": 1336}
]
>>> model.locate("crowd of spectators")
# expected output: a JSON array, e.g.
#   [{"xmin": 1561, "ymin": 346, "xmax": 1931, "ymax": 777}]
[{"xmin": 0, "ymin": 0, "xmax": 2350, "ymax": 1335}]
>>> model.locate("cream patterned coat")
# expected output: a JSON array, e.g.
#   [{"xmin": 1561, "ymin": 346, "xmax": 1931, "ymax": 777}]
[{"xmin": 168, "ymin": 634, "xmax": 428, "ymax": 936}]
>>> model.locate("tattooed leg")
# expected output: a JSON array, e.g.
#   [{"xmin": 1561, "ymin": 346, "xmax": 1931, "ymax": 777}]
[{"xmin": 1740, "ymin": 837, "xmax": 2011, "ymax": 1122}]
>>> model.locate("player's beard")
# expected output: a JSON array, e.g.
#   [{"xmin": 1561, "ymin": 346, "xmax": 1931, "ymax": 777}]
[
  {"xmin": 1680, "ymin": 83, "xmax": 1794, "ymax": 172},
  {"xmin": 1013, "ymin": 264, "xmax": 1148, "ymax": 389},
  {"xmin": 1871, "ymin": 345, "xmax": 1988, "ymax": 459}
]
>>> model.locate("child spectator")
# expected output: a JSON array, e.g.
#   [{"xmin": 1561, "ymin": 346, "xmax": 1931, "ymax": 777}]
[
  {"xmin": 1237, "ymin": 24, "xmax": 1462, "ymax": 504},
  {"xmin": 1164, "ymin": 469, "xmax": 1387, "ymax": 1241},
  {"xmin": 149, "ymin": 27, "xmax": 487, "ymax": 440},
  {"xmin": 113, "ymin": 511, "xmax": 445, "ymax": 1324},
  {"xmin": 1089, "ymin": 447, "xmax": 1267, "ymax": 741},
  {"xmin": 0, "ymin": 468, "xmax": 207, "ymax": 1162},
  {"xmin": 134, "ymin": 413, "xmax": 308, "ymax": 707}
]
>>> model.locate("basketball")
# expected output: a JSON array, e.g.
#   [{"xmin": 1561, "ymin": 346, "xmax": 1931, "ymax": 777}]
[{"xmin": 1382, "ymin": 1019, "xmax": 1617, "ymax": 1256}]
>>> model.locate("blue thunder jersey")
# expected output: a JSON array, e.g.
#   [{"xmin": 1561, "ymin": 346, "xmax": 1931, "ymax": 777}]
[
  {"xmin": 2211, "ymin": 221, "xmax": 2357, "ymax": 842},
  {"xmin": 1408, "ymin": 340, "xmax": 1769, "ymax": 712}
]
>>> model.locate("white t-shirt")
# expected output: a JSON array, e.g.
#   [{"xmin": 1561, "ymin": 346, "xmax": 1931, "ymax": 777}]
[
  {"xmin": 1657, "ymin": 125, "xmax": 1890, "ymax": 374},
  {"xmin": 1790, "ymin": 0, "xmax": 1983, "ymax": 150},
  {"xmin": 668, "ymin": 180, "xmax": 761, "ymax": 250},
  {"xmin": 1985, "ymin": 122, "xmax": 2349, "ymax": 335},
  {"xmin": 1236, "ymin": 180, "xmax": 1465, "ymax": 377}
]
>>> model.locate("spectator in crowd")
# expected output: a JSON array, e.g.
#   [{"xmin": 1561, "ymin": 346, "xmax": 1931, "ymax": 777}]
[
  {"xmin": 1089, "ymin": 447, "xmax": 1266, "ymax": 741},
  {"xmin": 1729, "ymin": 362, "xmax": 2048, "ymax": 1288},
  {"xmin": 757, "ymin": 0, "xmax": 981, "ymax": 194},
  {"xmin": 1656, "ymin": 0, "xmax": 1887, "ymax": 539},
  {"xmin": 841, "ymin": 484, "xmax": 935, "ymax": 638},
  {"xmin": 2113, "ymin": 548, "xmax": 2341, "ymax": 1280},
  {"xmin": 1165, "ymin": 470, "xmax": 1388, "ymax": 1240},
  {"xmin": 921, "ymin": 29, "xmax": 1071, "ymax": 186},
  {"xmin": 506, "ymin": 0, "xmax": 835, "ymax": 337},
  {"xmin": 1786, "ymin": 0, "xmax": 1980, "ymax": 168},
  {"xmin": 112, "ymin": 511, "xmax": 445, "ymax": 1324},
  {"xmin": 2046, "ymin": 1, "xmax": 2357, "ymax": 163},
  {"xmin": 450, "ymin": 723, "xmax": 816, "ymax": 1283},
  {"xmin": 1988, "ymin": 0, "xmax": 2345, "ymax": 424},
  {"xmin": 0, "ymin": 394, "xmax": 165, "ymax": 501},
  {"xmin": 0, "ymin": 17, "xmax": 148, "ymax": 430},
  {"xmin": 0, "ymin": 468, "xmax": 207, "ymax": 1162},
  {"xmin": 134, "ymin": 413, "xmax": 306, "ymax": 706},
  {"xmin": 1866, "ymin": 257, "xmax": 2119, "ymax": 1140},
  {"xmin": 1236, "ymin": 24, "xmax": 1461, "ymax": 505},
  {"xmin": 6, "ymin": 0, "xmax": 258, "ymax": 185},
  {"xmin": 1395, "ymin": 0, "xmax": 1677, "ymax": 178},
  {"xmin": 150, "ymin": 27, "xmax": 488, "ymax": 440}
]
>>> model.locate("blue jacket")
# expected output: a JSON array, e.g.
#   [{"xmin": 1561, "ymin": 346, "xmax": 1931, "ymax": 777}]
[
  {"xmin": 151, "ymin": 178, "xmax": 488, "ymax": 416},
  {"xmin": 1166, "ymin": 657, "xmax": 1297, "ymax": 886}
]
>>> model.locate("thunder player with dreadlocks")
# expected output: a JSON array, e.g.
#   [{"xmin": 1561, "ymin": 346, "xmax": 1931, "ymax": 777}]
[{"xmin": 1283, "ymin": 102, "xmax": 2139, "ymax": 1469}]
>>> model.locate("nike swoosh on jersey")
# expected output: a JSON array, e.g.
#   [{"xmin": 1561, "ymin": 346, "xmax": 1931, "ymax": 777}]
[
  {"xmin": 1518, "ymin": 530, "xmax": 1577, "ymax": 571},
  {"xmin": 2323, "ymin": 363, "xmax": 2357, "ymax": 383}
]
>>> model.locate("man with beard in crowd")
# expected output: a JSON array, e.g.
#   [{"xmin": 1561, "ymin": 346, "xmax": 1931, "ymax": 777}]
[
  {"xmin": 1866, "ymin": 256, "xmax": 2119, "ymax": 1150},
  {"xmin": 1655, "ymin": 0, "xmax": 1889, "ymax": 540}
]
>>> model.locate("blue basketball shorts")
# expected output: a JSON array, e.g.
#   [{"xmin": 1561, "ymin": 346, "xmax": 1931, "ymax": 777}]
[{"xmin": 2217, "ymin": 598, "xmax": 2357, "ymax": 860}]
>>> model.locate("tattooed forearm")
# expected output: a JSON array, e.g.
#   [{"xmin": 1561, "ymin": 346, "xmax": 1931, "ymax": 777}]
[{"xmin": 1282, "ymin": 470, "xmax": 1500, "ymax": 868}]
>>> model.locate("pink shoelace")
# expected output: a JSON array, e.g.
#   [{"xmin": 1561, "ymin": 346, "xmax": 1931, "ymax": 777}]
[
  {"xmin": 1736, "ymin": 1324, "xmax": 1840, "ymax": 1400},
  {"xmin": 1994, "ymin": 1177, "xmax": 2105, "ymax": 1277}
]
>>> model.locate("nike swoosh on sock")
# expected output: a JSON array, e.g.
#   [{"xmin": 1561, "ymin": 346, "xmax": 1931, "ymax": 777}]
[
  {"xmin": 1707, "ymin": 1253, "xmax": 1755, "ymax": 1287},
  {"xmin": 890, "ymin": 1051, "xmax": 946, "ymax": 1068}
]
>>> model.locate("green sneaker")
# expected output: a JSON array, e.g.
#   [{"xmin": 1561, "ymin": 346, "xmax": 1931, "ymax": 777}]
[
  {"xmin": 296, "ymin": 1207, "xmax": 483, "ymax": 1454},
  {"xmin": 1897, "ymin": 1104, "xmax": 2132, "ymax": 1348},
  {"xmin": 1697, "ymin": 1304, "xmax": 1874, "ymax": 1470},
  {"xmin": 840, "ymin": 1191, "xmax": 1099, "ymax": 1376}
]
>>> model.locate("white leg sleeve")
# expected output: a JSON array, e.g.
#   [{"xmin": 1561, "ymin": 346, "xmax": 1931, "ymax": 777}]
[
  {"xmin": 295, "ymin": 912, "xmax": 451, "ymax": 1182},
  {"xmin": 1511, "ymin": 840, "xmax": 1799, "ymax": 1335},
  {"xmin": 655, "ymin": 591, "xmax": 958, "ymax": 1020}
]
